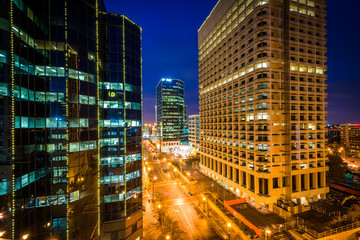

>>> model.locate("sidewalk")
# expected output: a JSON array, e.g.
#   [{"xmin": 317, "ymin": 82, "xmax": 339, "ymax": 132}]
[
  {"xmin": 176, "ymin": 172, "xmax": 251, "ymax": 240},
  {"xmin": 177, "ymin": 183, "xmax": 228, "ymax": 240}
]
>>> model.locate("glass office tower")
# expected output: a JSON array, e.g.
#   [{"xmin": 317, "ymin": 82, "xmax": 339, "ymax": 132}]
[
  {"xmin": 156, "ymin": 78, "xmax": 187, "ymax": 150},
  {"xmin": 99, "ymin": 13, "xmax": 143, "ymax": 240},
  {"xmin": 0, "ymin": 0, "xmax": 142, "ymax": 239}
]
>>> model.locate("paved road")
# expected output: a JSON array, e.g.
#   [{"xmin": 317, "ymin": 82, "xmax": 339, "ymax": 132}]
[{"xmin": 144, "ymin": 156, "xmax": 220, "ymax": 240}]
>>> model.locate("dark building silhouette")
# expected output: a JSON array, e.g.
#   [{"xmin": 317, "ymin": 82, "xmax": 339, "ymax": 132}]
[{"xmin": 0, "ymin": 0, "xmax": 142, "ymax": 239}]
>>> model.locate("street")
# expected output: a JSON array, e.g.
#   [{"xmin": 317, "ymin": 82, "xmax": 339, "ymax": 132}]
[{"xmin": 143, "ymin": 156, "xmax": 220, "ymax": 240}]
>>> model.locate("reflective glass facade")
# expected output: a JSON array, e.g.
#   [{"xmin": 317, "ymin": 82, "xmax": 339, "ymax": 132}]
[
  {"xmin": 99, "ymin": 13, "xmax": 143, "ymax": 240},
  {"xmin": 0, "ymin": 0, "xmax": 142, "ymax": 239},
  {"xmin": 156, "ymin": 79, "xmax": 187, "ymax": 147}
]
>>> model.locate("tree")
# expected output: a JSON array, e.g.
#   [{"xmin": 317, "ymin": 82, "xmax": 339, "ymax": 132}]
[
  {"xmin": 158, "ymin": 218, "xmax": 183, "ymax": 240},
  {"xmin": 184, "ymin": 153, "xmax": 200, "ymax": 170},
  {"xmin": 153, "ymin": 193, "xmax": 184, "ymax": 239},
  {"xmin": 327, "ymin": 154, "xmax": 348, "ymax": 181},
  {"xmin": 347, "ymin": 204, "xmax": 360, "ymax": 222}
]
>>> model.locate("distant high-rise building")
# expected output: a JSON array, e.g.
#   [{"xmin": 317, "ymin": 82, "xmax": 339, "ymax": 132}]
[
  {"xmin": 189, "ymin": 115, "xmax": 201, "ymax": 151},
  {"xmin": 156, "ymin": 78, "xmax": 187, "ymax": 150},
  {"xmin": 198, "ymin": 0, "xmax": 328, "ymax": 211},
  {"xmin": 151, "ymin": 124, "xmax": 158, "ymax": 138},
  {"xmin": 341, "ymin": 124, "xmax": 360, "ymax": 154},
  {"xmin": 325, "ymin": 124, "xmax": 340, "ymax": 144},
  {"xmin": 0, "ymin": 1, "xmax": 142, "ymax": 239},
  {"xmin": 143, "ymin": 124, "xmax": 152, "ymax": 138}
]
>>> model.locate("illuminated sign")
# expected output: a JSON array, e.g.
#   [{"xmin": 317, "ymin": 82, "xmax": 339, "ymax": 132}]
[
  {"xmin": 108, "ymin": 91, "xmax": 116, "ymax": 97},
  {"xmin": 161, "ymin": 78, "xmax": 173, "ymax": 82}
]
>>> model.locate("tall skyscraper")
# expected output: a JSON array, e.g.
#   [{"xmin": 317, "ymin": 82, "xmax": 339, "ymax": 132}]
[
  {"xmin": 99, "ymin": 12, "xmax": 143, "ymax": 240},
  {"xmin": 198, "ymin": 0, "xmax": 328, "ymax": 211},
  {"xmin": 0, "ymin": 1, "xmax": 142, "ymax": 239},
  {"xmin": 189, "ymin": 115, "xmax": 201, "ymax": 151},
  {"xmin": 156, "ymin": 78, "xmax": 187, "ymax": 150}
]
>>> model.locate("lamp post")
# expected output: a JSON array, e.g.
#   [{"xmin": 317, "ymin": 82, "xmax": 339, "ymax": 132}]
[
  {"xmin": 152, "ymin": 176, "xmax": 157, "ymax": 201},
  {"xmin": 158, "ymin": 204, "xmax": 162, "ymax": 229},
  {"xmin": 187, "ymin": 172, "xmax": 191, "ymax": 195},
  {"xmin": 265, "ymin": 229, "xmax": 271, "ymax": 240},
  {"xmin": 147, "ymin": 167, "xmax": 151, "ymax": 189},
  {"xmin": 227, "ymin": 223, "xmax": 231, "ymax": 240},
  {"xmin": 203, "ymin": 197, "xmax": 209, "ymax": 215},
  {"xmin": 203, "ymin": 197, "xmax": 206, "ymax": 212}
]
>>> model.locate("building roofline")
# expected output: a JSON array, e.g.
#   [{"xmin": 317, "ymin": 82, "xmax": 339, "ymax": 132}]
[{"xmin": 198, "ymin": 0, "xmax": 221, "ymax": 32}]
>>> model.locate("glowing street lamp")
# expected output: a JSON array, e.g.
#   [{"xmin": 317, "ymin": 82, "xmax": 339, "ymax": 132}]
[
  {"xmin": 166, "ymin": 235, "xmax": 170, "ymax": 239},
  {"xmin": 22, "ymin": 234, "xmax": 29, "ymax": 240},
  {"xmin": 0, "ymin": 231, "xmax": 5, "ymax": 237},
  {"xmin": 227, "ymin": 223, "xmax": 231, "ymax": 240},
  {"xmin": 187, "ymin": 172, "xmax": 192, "ymax": 195},
  {"xmin": 265, "ymin": 229, "xmax": 271, "ymax": 240},
  {"xmin": 203, "ymin": 197, "xmax": 208, "ymax": 214},
  {"xmin": 152, "ymin": 176, "xmax": 157, "ymax": 201}
]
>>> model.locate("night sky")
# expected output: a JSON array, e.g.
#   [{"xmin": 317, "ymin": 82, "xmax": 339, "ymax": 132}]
[{"xmin": 104, "ymin": 0, "xmax": 360, "ymax": 124}]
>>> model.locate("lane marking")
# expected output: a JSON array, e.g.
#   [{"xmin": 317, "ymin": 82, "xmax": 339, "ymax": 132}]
[
  {"xmin": 155, "ymin": 163, "xmax": 167, "ymax": 182},
  {"xmin": 176, "ymin": 189, "xmax": 202, "ymax": 240}
]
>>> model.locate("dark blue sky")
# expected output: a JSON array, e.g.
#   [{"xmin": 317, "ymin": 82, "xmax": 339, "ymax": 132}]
[{"xmin": 104, "ymin": 0, "xmax": 360, "ymax": 124}]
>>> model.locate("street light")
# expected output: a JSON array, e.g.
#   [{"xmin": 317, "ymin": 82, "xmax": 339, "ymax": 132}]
[
  {"xmin": 152, "ymin": 176, "xmax": 157, "ymax": 201},
  {"xmin": 227, "ymin": 223, "xmax": 231, "ymax": 240},
  {"xmin": 0, "ymin": 231, "xmax": 5, "ymax": 237},
  {"xmin": 265, "ymin": 229, "xmax": 271, "ymax": 240},
  {"xmin": 158, "ymin": 204, "xmax": 161, "ymax": 209},
  {"xmin": 202, "ymin": 197, "xmax": 207, "ymax": 214},
  {"xmin": 166, "ymin": 235, "xmax": 170, "ymax": 239},
  {"xmin": 22, "ymin": 234, "xmax": 29, "ymax": 240},
  {"xmin": 187, "ymin": 172, "xmax": 191, "ymax": 195}
]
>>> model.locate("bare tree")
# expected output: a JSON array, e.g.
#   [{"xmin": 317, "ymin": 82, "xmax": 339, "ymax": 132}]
[{"xmin": 153, "ymin": 193, "xmax": 184, "ymax": 239}]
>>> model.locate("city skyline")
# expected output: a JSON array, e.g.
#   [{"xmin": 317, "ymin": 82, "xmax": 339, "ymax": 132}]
[
  {"xmin": 104, "ymin": 0, "xmax": 360, "ymax": 124},
  {"xmin": 1, "ymin": 0, "xmax": 359, "ymax": 239}
]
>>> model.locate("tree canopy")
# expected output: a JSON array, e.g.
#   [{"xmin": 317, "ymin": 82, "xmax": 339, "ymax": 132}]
[{"xmin": 327, "ymin": 154, "xmax": 348, "ymax": 180}]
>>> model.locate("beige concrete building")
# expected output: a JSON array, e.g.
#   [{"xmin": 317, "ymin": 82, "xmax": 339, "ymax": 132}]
[
  {"xmin": 341, "ymin": 124, "xmax": 360, "ymax": 153},
  {"xmin": 198, "ymin": 0, "xmax": 328, "ymax": 210},
  {"xmin": 189, "ymin": 115, "xmax": 201, "ymax": 151}
]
